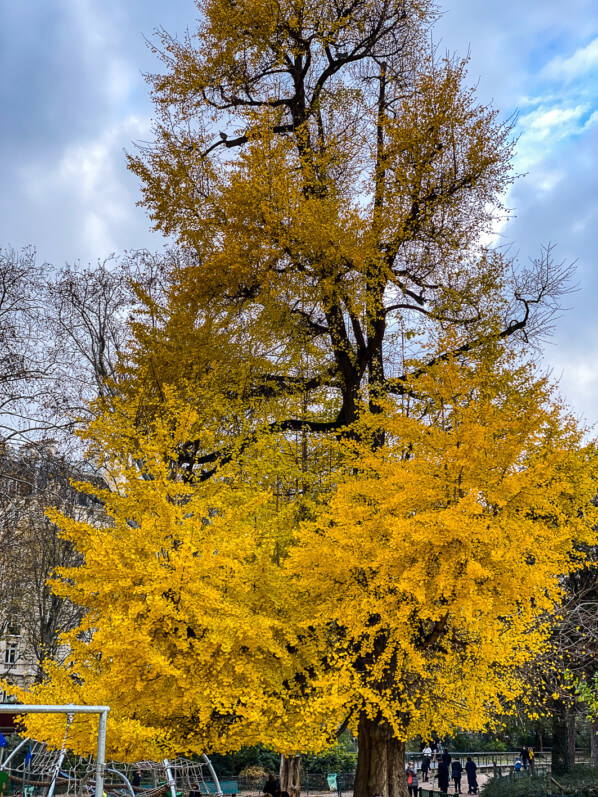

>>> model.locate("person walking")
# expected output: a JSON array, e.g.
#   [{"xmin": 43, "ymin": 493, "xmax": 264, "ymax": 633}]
[
  {"xmin": 438, "ymin": 760, "xmax": 450, "ymax": 795},
  {"xmin": 442, "ymin": 748, "xmax": 452, "ymax": 767},
  {"xmin": 521, "ymin": 746, "xmax": 530, "ymax": 771},
  {"xmin": 465, "ymin": 757, "xmax": 478, "ymax": 795},
  {"xmin": 421, "ymin": 745, "xmax": 432, "ymax": 783},
  {"xmin": 405, "ymin": 762, "xmax": 419, "ymax": 797},
  {"xmin": 529, "ymin": 747, "xmax": 535, "ymax": 772},
  {"xmin": 451, "ymin": 758, "xmax": 463, "ymax": 794}
]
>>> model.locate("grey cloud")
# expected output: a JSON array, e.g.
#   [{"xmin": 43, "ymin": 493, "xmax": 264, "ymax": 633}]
[
  {"xmin": 433, "ymin": 0, "xmax": 598, "ymax": 109},
  {"xmin": 0, "ymin": 0, "xmax": 596, "ymax": 420},
  {"xmin": 0, "ymin": 0, "xmax": 189, "ymax": 265},
  {"xmin": 502, "ymin": 123, "xmax": 598, "ymax": 423}
]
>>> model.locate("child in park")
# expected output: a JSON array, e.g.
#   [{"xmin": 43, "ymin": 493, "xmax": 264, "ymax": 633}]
[{"xmin": 514, "ymin": 756, "xmax": 522, "ymax": 774}]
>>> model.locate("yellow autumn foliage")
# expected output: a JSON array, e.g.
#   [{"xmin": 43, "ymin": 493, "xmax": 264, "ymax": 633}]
[
  {"xmin": 5, "ymin": 342, "xmax": 597, "ymax": 761},
  {"xmin": 4, "ymin": 0, "xmax": 596, "ymax": 785},
  {"xmin": 285, "ymin": 346, "xmax": 598, "ymax": 741}
]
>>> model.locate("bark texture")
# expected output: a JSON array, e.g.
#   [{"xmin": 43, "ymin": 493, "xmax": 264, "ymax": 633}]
[
  {"xmin": 279, "ymin": 755, "xmax": 301, "ymax": 797},
  {"xmin": 567, "ymin": 709, "xmax": 576, "ymax": 768},
  {"xmin": 591, "ymin": 718, "xmax": 598, "ymax": 767},
  {"xmin": 353, "ymin": 714, "xmax": 407, "ymax": 797},
  {"xmin": 552, "ymin": 705, "xmax": 571, "ymax": 775}
]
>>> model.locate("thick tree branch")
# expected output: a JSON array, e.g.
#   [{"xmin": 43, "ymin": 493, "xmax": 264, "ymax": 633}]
[
  {"xmin": 179, "ymin": 415, "xmax": 345, "ymax": 483},
  {"xmin": 247, "ymin": 367, "xmax": 339, "ymax": 398},
  {"xmin": 414, "ymin": 613, "xmax": 449, "ymax": 651},
  {"xmin": 385, "ymin": 311, "xmax": 530, "ymax": 396}
]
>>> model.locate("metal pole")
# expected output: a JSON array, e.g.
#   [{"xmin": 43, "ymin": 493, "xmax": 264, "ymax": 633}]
[
  {"xmin": 202, "ymin": 754, "xmax": 222, "ymax": 796},
  {"xmin": 0, "ymin": 737, "xmax": 29, "ymax": 771},
  {"xmin": 96, "ymin": 709, "xmax": 108, "ymax": 797},
  {"xmin": 163, "ymin": 760, "xmax": 177, "ymax": 797},
  {"xmin": 0, "ymin": 706, "xmax": 110, "ymax": 715},
  {"xmin": 47, "ymin": 745, "xmax": 69, "ymax": 797}
]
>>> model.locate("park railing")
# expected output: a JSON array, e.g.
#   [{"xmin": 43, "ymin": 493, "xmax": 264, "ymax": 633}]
[
  {"xmin": 229, "ymin": 754, "xmax": 598, "ymax": 797},
  {"xmin": 300, "ymin": 752, "xmax": 552, "ymax": 797},
  {"xmin": 405, "ymin": 749, "xmax": 551, "ymax": 770}
]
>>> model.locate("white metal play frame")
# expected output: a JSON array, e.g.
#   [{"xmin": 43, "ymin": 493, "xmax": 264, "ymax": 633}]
[{"xmin": 0, "ymin": 704, "xmax": 109, "ymax": 797}]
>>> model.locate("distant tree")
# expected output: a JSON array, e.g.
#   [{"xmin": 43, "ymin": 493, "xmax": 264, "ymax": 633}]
[
  {"xmin": 0, "ymin": 443, "xmax": 105, "ymax": 683},
  {"xmin": 44, "ymin": 251, "xmax": 172, "ymax": 428},
  {"xmin": 0, "ymin": 245, "xmax": 168, "ymax": 451},
  {"xmin": 545, "ymin": 553, "xmax": 598, "ymax": 772},
  {"xmin": 0, "ymin": 247, "xmax": 53, "ymax": 445},
  {"xmin": 0, "ymin": 249, "xmax": 149, "ymax": 683}
]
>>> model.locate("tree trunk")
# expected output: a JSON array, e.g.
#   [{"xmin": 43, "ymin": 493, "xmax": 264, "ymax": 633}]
[
  {"xmin": 590, "ymin": 717, "xmax": 598, "ymax": 767},
  {"xmin": 567, "ymin": 708, "xmax": 576, "ymax": 768},
  {"xmin": 353, "ymin": 714, "xmax": 407, "ymax": 797},
  {"xmin": 552, "ymin": 706, "xmax": 571, "ymax": 775},
  {"xmin": 280, "ymin": 755, "xmax": 301, "ymax": 797}
]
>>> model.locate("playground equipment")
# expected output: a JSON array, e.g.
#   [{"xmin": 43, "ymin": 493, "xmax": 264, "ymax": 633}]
[
  {"xmin": 0, "ymin": 705, "xmax": 222, "ymax": 797},
  {"xmin": 0, "ymin": 705, "xmax": 108, "ymax": 797}
]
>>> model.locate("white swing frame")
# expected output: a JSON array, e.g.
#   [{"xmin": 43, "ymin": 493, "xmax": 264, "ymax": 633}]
[{"xmin": 0, "ymin": 704, "xmax": 109, "ymax": 797}]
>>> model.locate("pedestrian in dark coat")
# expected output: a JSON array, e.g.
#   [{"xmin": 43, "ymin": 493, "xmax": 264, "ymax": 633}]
[
  {"xmin": 421, "ymin": 753, "xmax": 430, "ymax": 783},
  {"xmin": 442, "ymin": 748, "xmax": 452, "ymax": 766},
  {"xmin": 521, "ymin": 746, "xmax": 530, "ymax": 771},
  {"xmin": 263, "ymin": 774, "xmax": 281, "ymax": 797},
  {"xmin": 465, "ymin": 758, "xmax": 478, "ymax": 795},
  {"xmin": 451, "ymin": 759, "xmax": 463, "ymax": 794},
  {"xmin": 437, "ymin": 761, "xmax": 450, "ymax": 794}
]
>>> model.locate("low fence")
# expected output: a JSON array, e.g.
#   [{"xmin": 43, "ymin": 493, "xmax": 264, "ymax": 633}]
[
  {"xmin": 229, "ymin": 751, "xmax": 596, "ymax": 797},
  {"xmin": 295, "ymin": 752, "xmax": 553, "ymax": 796},
  {"xmin": 406, "ymin": 750, "xmax": 551, "ymax": 770}
]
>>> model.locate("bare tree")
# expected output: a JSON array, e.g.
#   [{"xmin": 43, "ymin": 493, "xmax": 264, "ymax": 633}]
[
  {"xmin": 0, "ymin": 442, "xmax": 106, "ymax": 683},
  {"xmin": 0, "ymin": 247, "xmax": 172, "ymax": 684},
  {"xmin": 0, "ymin": 246, "xmax": 173, "ymax": 448},
  {"xmin": 0, "ymin": 247, "xmax": 55, "ymax": 445},
  {"xmin": 518, "ymin": 547, "xmax": 598, "ymax": 773}
]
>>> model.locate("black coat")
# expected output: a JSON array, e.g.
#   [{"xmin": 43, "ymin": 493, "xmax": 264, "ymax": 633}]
[
  {"xmin": 451, "ymin": 761, "xmax": 463, "ymax": 778},
  {"xmin": 465, "ymin": 760, "xmax": 477, "ymax": 782},
  {"xmin": 263, "ymin": 778, "xmax": 280, "ymax": 796},
  {"xmin": 438, "ymin": 762, "xmax": 450, "ymax": 790}
]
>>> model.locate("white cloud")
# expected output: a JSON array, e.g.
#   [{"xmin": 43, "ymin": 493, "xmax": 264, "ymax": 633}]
[
  {"xmin": 542, "ymin": 36, "xmax": 598, "ymax": 80},
  {"xmin": 546, "ymin": 348, "xmax": 598, "ymax": 429},
  {"xmin": 19, "ymin": 114, "xmax": 153, "ymax": 263},
  {"xmin": 583, "ymin": 109, "xmax": 598, "ymax": 131},
  {"xmin": 523, "ymin": 104, "xmax": 589, "ymax": 141},
  {"xmin": 513, "ymin": 103, "xmax": 598, "ymax": 175}
]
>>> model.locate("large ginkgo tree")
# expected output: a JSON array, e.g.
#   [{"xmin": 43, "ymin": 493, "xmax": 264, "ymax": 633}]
[{"xmin": 6, "ymin": 0, "xmax": 598, "ymax": 795}]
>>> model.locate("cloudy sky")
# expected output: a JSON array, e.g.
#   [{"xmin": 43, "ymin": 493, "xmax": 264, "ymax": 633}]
[{"xmin": 1, "ymin": 0, "xmax": 597, "ymax": 422}]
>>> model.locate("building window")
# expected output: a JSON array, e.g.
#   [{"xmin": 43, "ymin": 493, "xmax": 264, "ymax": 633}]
[
  {"xmin": 6, "ymin": 617, "xmax": 21, "ymax": 636},
  {"xmin": 4, "ymin": 644, "xmax": 17, "ymax": 665}
]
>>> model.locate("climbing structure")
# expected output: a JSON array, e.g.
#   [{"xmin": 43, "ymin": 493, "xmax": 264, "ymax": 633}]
[{"xmin": 0, "ymin": 740, "xmax": 222, "ymax": 797}]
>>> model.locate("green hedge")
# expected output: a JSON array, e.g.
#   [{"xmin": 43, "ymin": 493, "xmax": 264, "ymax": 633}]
[{"xmin": 482, "ymin": 766, "xmax": 598, "ymax": 797}]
